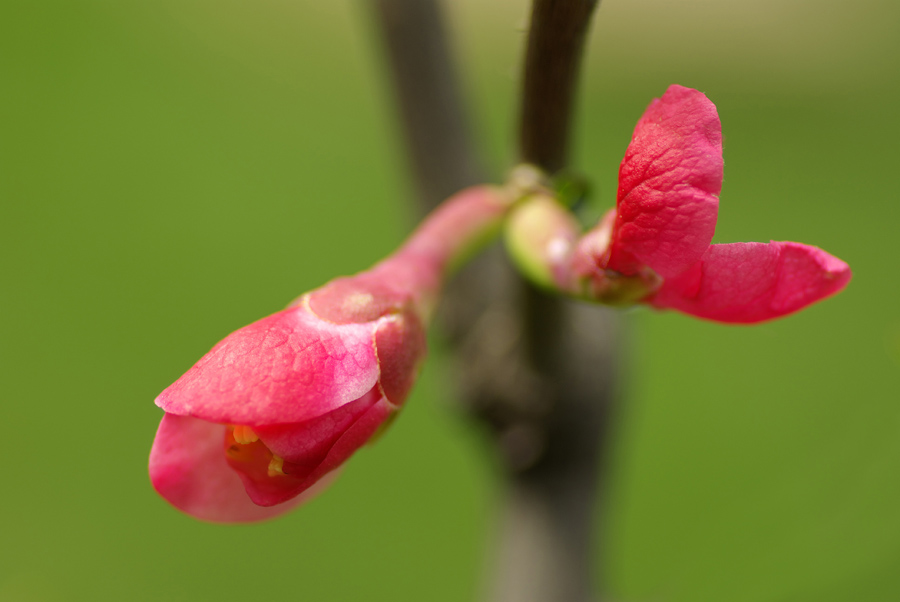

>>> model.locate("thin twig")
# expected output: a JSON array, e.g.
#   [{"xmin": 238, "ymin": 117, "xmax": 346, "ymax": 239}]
[
  {"xmin": 496, "ymin": 2, "xmax": 620, "ymax": 601},
  {"xmin": 520, "ymin": 0, "xmax": 600, "ymax": 173}
]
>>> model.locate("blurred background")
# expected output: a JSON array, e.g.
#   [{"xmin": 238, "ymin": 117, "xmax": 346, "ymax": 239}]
[{"xmin": 1, "ymin": 0, "xmax": 898, "ymax": 600}]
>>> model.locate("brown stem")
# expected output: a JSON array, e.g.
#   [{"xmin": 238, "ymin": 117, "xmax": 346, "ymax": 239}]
[
  {"xmin": 369, "ymin": 2, "xmax": 618, "ymax": 601},
  {"xmin": 486, "ymin": 3, "xmax": 618, "ymax": 601},
  {"xmin": 519, "ymin": 0, "xmax": 600, "ymax": 173}
]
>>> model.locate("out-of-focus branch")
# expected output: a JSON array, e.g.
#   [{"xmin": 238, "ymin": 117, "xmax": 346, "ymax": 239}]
[
  {"xmin": 370, "ymin": 2, "xmax": 618, "ymax": 601},
  {"xmin": 370, "ymin": 0, "xmax": 484, "ymax": 210}
]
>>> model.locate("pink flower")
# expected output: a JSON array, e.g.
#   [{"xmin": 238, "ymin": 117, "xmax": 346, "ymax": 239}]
[
  {"xmin": 149, "ymin": 186, "xmax": 509, "ymax": 522},
  {"xmin": 570, "ymin": 85, "xmax": 851, "ymax": 322}
]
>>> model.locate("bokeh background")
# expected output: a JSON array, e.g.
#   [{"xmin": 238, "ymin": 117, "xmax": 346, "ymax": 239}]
[{"xmin": 2, "ymin": 1, "xmax": 898, "ymax": 600}]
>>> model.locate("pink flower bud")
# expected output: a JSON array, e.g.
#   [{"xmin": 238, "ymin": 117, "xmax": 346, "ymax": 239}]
[{"xmin": 149, "ymin": 186, "xmax": 510, "ymax": 522}]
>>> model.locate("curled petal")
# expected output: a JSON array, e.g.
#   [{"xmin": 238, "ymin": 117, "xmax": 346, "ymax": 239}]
[
  {"xmin": 306, "ymin": 396, "xmax": 396, "ymax": 475},
  {"xmin": 609, "ymin": 85, "xmax": 723, "ymax": 277},
  {"xmin": 238, "ymin": 394, "xmax": 396, "ymax": 506},
  {"xmin": 149, "ymin": 413, "xmax": 305, "ymax": 523},
  {"xmin": 255, "ymin": 390, "xmax": 380, "ymax": 469},
  {"xmin": 155, "ymin": 306, "xmax": 380, "ymax": 426},
  {"xmin": 650, "ymin": 241, "xmax": 851, "ymax": 323}
]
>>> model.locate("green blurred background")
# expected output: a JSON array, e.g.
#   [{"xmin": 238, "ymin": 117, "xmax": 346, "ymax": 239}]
[{"xmin": 2, "ymin": 1, "xmax": 898, "ymax": 600}]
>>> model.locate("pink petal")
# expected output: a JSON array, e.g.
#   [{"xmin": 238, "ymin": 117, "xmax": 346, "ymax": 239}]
[
  {"xmin": 255, "ymin": 389, "xmax": 381, "ymax": 474},
  {"xmin": 609, "ymin": 85, "xmax": 723, "ymax": 277},
  {"xmin": 374, "ymin": 312, "xmax": 427, "ymax": 406},
  {"xmin": 301, "ymin": 396, "xmax": 395, "ymax": 481},
  {"xmin": 148, "ymin": 413, "xmax": 304, "ymax": 523},
  {"xmin": 155, "ymin": 306, "xmax": 380, "ymax": 426},
  {"xmin": 236, "ymin": 395, "xmax": 396, "ymax": 506},
  {"xmin": 650, "ymin": 241, "xmax": 851, "ymax": 323}
]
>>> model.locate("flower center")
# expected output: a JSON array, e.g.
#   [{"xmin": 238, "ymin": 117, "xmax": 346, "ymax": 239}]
[{"xmin": 225, "ymin": 426, "xmax": 286, "ymax": 478}]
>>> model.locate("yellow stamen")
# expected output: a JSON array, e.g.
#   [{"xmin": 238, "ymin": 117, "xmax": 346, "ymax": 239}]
[
  {"xmin": 232, "ymin": 425, "xmax": 259, "ymax": 445},
  {"xmin": 267, "ymin": 455, "xmax": 285, "ymax": 477}
]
